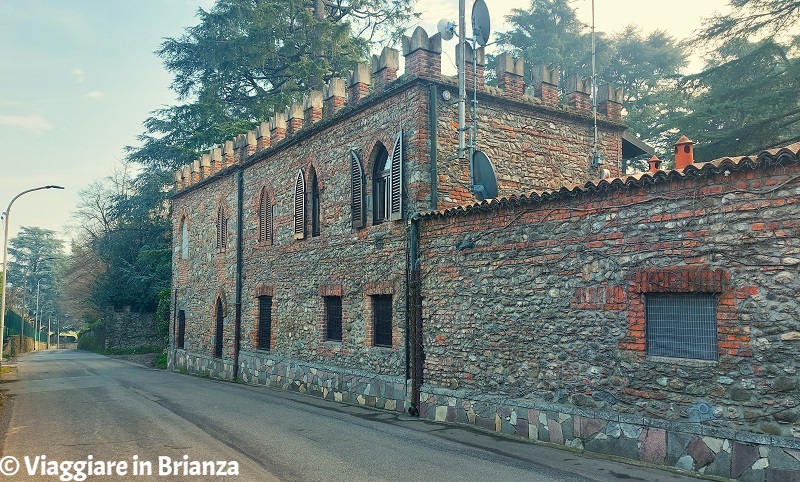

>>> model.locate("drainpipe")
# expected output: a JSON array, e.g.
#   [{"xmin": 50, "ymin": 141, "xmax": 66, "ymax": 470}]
[
  {"xmin": 408, "ymin": 213, "xmax": 423, "ymax": 416},
  {"xmin": 233, "ymin": 168, "xmax": 244, "ymax": 380},
  {"xmin": 428, "ymin": 84, "xmax": 438, "ymax": 210}
]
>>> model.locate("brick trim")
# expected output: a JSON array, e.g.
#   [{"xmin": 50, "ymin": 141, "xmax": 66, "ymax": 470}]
[
  {"xmin": 364, "ymin": 282, "xmax": 395, "ymax": 295},
  {"xmin": 619, "ymin": 267, "xmax": 752, "ymax": 357}
]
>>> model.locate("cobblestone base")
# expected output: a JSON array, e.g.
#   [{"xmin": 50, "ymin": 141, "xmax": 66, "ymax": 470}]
[
  {"xmin": 420, "ymin": 387, "xmax": 800, "ymax": 481},
  {"xmin": 170, "ymin": 349, "xmax": 408, "ymax": 412}
]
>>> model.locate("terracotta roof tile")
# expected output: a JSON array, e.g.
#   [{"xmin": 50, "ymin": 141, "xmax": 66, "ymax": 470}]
[{"xmin": 419, "ymin": 142, "xmax": 800, "ymax": 219}]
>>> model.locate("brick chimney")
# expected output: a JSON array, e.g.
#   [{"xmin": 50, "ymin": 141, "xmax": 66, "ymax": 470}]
[
  {"xmin": 598, "ymin": 84, "xmax": 623, "ymax": 123},
  {"xmin": 348, "ymin": 63, "xmax": 371, "ymax": 104},
  {"xmin": 566, "ymin": 75, "xmax": 591, "ymax": 113},
  {"xmin": 674, "ymin": 135, "xmax": 695, "ymax": 170},
  {"xmin": 372, "ymin": 47, "xmax": 399, "ymax": 92},
  {"xmin": 323, "ymin": 78, "xmax": 346, "ymax": 119},
  {"xmin": 647, "ymin": 155, "xmax": 662, "ymax": 173}
]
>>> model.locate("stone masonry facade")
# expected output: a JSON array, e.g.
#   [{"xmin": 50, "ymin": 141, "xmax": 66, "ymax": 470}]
[
  {"xmin": 169, "ymin": 25, "xmax": 800, "ymax": 480},
  {"xmin": 417, "ymin": 146, "xmax": 800, "ymax": 480}
]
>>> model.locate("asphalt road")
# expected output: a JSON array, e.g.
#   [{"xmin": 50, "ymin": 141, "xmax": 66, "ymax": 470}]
[{"xmin": 0, "ymin": 350, "xmax": 704, "ymax": 481}]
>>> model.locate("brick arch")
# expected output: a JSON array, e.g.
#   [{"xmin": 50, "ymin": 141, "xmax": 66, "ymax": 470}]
[
  {"xmin": 213, "ymin": 289, "xmax": 229, "ymax": 319},
  {"xmin": 362, "ymin": 130, "xmax": 395, "ymax": 178}
]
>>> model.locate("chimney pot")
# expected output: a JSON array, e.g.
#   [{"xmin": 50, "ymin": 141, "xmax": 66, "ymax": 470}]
[
  {"xmin": 647, "ymin": 155, "xmax": 662, "ymax": 173},
  {"xmin": 674, "ymin": 135, "xmax": 695, "ymax": 170}
]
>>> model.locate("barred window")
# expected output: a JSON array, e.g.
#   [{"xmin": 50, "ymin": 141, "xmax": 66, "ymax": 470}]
[
  {"xmin": 646, "ymin": 294, "xmax": 718, "ymax": 361},
  {"xmin": 257, "ymin": 296, "xmax": 272, "ymax": 350},
  {"xmin": 176, "ymin": 310, "xmax": 186, "ymax": 349},
  {"xmin": 214, "ymin": 298, "xmax": 224, "ymax": 358},
  {"xmin": 373, "ymin": 295, "xmax": 392, "ymax": 347},
  {"xmin": 325, "ymin": 296, "xmax": 342, "ymax": 341}
]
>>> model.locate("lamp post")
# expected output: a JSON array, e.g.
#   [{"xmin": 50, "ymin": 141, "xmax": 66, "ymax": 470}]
[{"xmin": 0, "ymin": 185, "xmax": 64, "ymax": 362}]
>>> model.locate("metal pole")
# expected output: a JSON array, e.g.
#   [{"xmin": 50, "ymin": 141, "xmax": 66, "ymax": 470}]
[
  {"xmin": 34, "ymin": 279, "xmax": 40, "ymax": 350},
  {"xmin": 56, "ymin": 316, "xmax": 60, "ymax": 349},
  {"xmin": 47, "ymin": 314, "xmax": 51, "ymax": 349},
  {"xmin": 457, "ymin": 0, "xmax": 466, "ymax": 159},
  {"xmin": 0, "ymin": 185, "xmax": 64, "ymax": 364}
]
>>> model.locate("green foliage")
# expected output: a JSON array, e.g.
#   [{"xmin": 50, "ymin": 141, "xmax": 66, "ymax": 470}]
[
  {"xmin": 155, "ymin": 352, "xmax": 168, "ymax": 369},
  {"xmin": 696, "ymin": 0, "xmax": 800, "ymax": 44},
  {"xmin": 672, "ymin": 38, "xmax": 800, "ymax": 160},
  {"xmin": 77, "ymin": 333, "xmax": 98, "ymax": 352},
  {"xmin": 155, "ymin": 288, "xmax": 171, "ymax": 345},
  {"xmin": 497, "ymin": 0, "xmax": 687, "ymax": 158}
]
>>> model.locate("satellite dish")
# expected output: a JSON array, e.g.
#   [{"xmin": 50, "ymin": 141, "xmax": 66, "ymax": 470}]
[
  {"xmin": 471, "ymin": 0, "xmax": 491, "ymax": 47},
  {"xmin": 437, "ymin": 19, "xmax": 455, "ymax": 41},
  {"xmin": 472, "ymin": 150, "xmax": 498, "ymax": 201}
]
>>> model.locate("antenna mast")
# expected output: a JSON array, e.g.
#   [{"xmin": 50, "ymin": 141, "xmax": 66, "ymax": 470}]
[{"xmin": 590, "ymin": 0, "xmax": 600, "ymax": 168}]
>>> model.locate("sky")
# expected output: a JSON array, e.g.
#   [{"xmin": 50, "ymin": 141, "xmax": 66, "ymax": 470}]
[{"xmin": 0, "ymin": 0, "xmax": 729, "ymax": 249}]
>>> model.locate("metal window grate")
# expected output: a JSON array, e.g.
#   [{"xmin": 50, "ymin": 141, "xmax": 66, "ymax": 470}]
[
  {"xmin": 177, "ymin": 310, "xmax": 186, "ymax": 349},
  {"xmin": 214, "ymin": 299, "xmax": 224, "ymax": 358},
  {"xmin": 646, "ymin": 293, "xmax": 718, "ymax": 361},
  {"xmin": 325, "ymin": 296, "xmax": 342, "ymax": 341},
  {"xmin": 258, "ymin": 296, "xmax": 272, "ymax": 350},
  {"xmin": 373, "ymin": 295, "xmax": 393, "ymax": 347}
]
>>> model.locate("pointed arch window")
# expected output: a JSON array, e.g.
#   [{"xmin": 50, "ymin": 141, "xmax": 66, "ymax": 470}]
[
  {"xmin": 309, "ymin": 167, "xmax": 321, "ymax": 237},
  {"xmin": 258, "ymin": 187, "xmax": 273, "ymax": 245},
  {"xmin": 350, "ymin": 150, "xmax": 365, "ymax": 229},
  {"xmin": 293, "ymin": 169, "xmax": 306, "ymax": 239},
  {"xmin": 180, "ymin": 216, "xmax": 189, "ymax": 259},
  {"xmin": 215, "ymin": 205, "xmax": 228, "ymax": 250},
  {"xmin": 372, "ymin": 131, "xmax": 403, "ymax": 224}
]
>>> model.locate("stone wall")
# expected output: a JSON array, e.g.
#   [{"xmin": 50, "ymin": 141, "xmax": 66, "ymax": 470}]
[
  {"xmin": 104, "ymin": 309, "xmax": 164, "ymax": 350},
  {"xmin": 416, "ymin": 147, "xmax": 800, "ymax": 478}
]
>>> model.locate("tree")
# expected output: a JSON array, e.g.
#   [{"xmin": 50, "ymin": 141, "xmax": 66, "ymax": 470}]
[
  {"xmin": 498, "ymin": 1, "xmax": 688, "ymax": 157},
  {"xmin": 671, "ymin": 0, "xmax": 800, "ymax": 160},
  {"xmin": 6, "ymin": 227, "xmax": 65, "ymax": 322},
  {"xmin": 130, "ymin": 0, "xmax": 417, "ymax": 173}
]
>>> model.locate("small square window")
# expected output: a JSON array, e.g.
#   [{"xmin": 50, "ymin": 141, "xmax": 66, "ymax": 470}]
[
  {"xmin": 372, "ymin": 295, "xmax": 392, "ymax": 347},
  {"xmin": 646, "ymin": 293, "xmax": 718, "ymax": 361},
  {"xmin": 324, "ymin": 296, "xmax": 342, "ymax": 341}
]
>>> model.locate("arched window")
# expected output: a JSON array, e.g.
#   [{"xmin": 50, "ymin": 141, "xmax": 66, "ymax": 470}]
[
  {"xmin": 372, "ymin": 144, "xmax": 390, "ymax": 224},
  {"xmin": 180, "ymin": 216, "xmax": 189, "ymax": 259},
  {"xmin": 214, "ymin": 298, "xmax": 224, "ymax": 358},
  {"xmin": 215, "ymin": 205, "xmax": 227, "ymax": 249},
  {"xmin": 293, "ymin": 170, "xmax": 305, "ymax": 239},
  {"xmin": 309, "ymin": 167, "xmax": 321, "ymax": 237},
  {"xmin": 372, "ymin": 131, "xmax": 403, "ymax": 224},
  {"xmin": 258, "ymin": 188, "xmax": 273, "ymax": 245}
]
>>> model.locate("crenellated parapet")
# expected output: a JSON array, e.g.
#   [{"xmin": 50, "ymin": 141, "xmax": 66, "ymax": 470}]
[{"xmin": 173, "ymin": 27, "xmax": 625, "ymax": 192}]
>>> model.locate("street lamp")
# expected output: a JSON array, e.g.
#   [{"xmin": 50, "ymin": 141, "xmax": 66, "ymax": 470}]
[{"xmin": 0, "ymin": 185, "xmax": 64, "ymax": 362}]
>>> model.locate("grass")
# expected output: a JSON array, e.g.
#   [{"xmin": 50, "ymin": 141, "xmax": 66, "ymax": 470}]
[{"xmin": 155, "ymin": 352, "xmax": 168, "ymax": 369}]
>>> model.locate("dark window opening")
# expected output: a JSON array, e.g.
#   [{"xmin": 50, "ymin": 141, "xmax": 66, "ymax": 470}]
[
  {"xmin": 325, "ymin": 296, "xmax": 342, "ymax": 341},
  {"xmin": 310, "ymin": 169, "xmax": 321, "ymax": 237},
  {"xmin": 214, "ymin": 299, "xmax": 224, "ymax": 358},
  {"xmin": 177, "ymin": 310, "xmax": 186, "ymax": 349},
  {"xmin": 646, "ymin": 293, "xmax": 718, "ymax": 361},
  {"xmin": 257, "ymin": 296, "xmax": 273, "ymax": 350},
  {"xmin": 372, "ymin": 145, "xmax": 390, "ymax": 224},
  {"xmin": 373, "ymin": 295, "xmax": 392, "ymax": 347}
]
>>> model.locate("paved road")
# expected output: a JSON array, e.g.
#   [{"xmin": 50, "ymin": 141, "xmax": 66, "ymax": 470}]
[{"xmin": 1, "ymin": 350, "xmax": 703, "ymax": 481}]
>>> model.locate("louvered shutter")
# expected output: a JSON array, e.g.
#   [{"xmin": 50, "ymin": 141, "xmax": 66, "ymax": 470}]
[
  {"xmin": 258, "ymin": 189, "xmax": 267, "ymax": 242},
  {"xmin": 350, "ymin": 150, "xmax": 365, "ymax": 228},
  {"xmin": 293, "ymin": 170, "xmax": 306, "ymax": 239},
  {"xmin": 389, "ymin": 130, "xmax": 403, "ymax": 221},
  {"xmin": 266, "ymin": 193, "xmax": 273, "ymax": 244}
]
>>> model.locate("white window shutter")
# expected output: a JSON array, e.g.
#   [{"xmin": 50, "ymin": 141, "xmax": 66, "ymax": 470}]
[
  {"xmin": 389, "ymin": 130, "xmax": 403, "ymax": 221},
  {"xmin": 293, "ymin": 169, "xmax": 306, "ymax": 239}
]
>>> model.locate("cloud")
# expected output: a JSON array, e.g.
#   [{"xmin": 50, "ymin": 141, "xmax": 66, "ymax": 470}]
[
  {"xmin": 0, "ymin": 115, "xmax": 53, "ymax": 132},
  {"xmin": 85, "ymin": 91, "xmax": 105, "ymax": 99},
  {"xmin": 71, "ymin": 67, "xmax": 85, "ymax": 83}
]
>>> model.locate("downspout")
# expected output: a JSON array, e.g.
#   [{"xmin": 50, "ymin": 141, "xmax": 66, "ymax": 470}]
[
  {"xmin": 429, "ymin": 84, "xmax": 438, "ymax": 210},
  {"xmin": 233, "ymin": 168, "xmax": 244, "ymax": 380},
  {"xmin": 408, "ymin": 213, "xmax": 422, "ymax": 416}
]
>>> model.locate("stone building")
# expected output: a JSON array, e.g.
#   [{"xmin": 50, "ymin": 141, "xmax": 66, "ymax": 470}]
[{"xmin": 169, "ymin": 26, "xmax": 800, "ymax": 480}]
